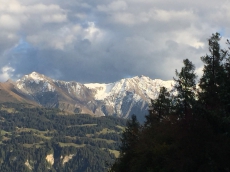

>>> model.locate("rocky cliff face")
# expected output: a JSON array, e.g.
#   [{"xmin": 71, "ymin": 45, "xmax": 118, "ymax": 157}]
[
  {"xmin": 13, "ymin": 72, "xmax": 174, "ymax": 121},
  {"xmin": 85, "ymin": 76, "xmax": 174, "ymax": 121},
  {"xmin": 16, "ymin": 72, "xmax": 96, "ymax": 114}
]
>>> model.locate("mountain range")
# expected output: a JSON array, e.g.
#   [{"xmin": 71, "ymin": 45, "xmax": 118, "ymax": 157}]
[{"xmin": 0, "ymin": 72, "xmax": 174, "ymax": 121}]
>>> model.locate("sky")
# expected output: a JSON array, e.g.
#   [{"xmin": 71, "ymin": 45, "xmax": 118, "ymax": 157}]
[{"xmin": 0, "ymin": 0, "xmax": 230, "ymax": 83}]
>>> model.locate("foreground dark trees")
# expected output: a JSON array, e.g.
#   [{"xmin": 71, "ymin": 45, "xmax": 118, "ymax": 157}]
[{"xmin": 110, "ymin": 33, "xmax": 230, "ymax": 172}]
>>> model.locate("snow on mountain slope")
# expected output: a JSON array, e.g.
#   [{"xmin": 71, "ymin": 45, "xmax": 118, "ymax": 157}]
[
  {"xmin": 84, "ymin": 83, "xmax": 115, "ymax": 100},
  {"xmin": 17, "ymin": 72, "xmax": 55, "ymax": 93},
  {"xmin": 85, "ymin": 75, "xmax": 174, "ymax": 120},
  {"xmin": 16, "ymin": 72, "xmax": 95, "ymax": 113},
  {"xmin": 15, "ymin": 72, "xmax": 174, "ymax": 121},
  {"xmin": 85, "ymin": 75, "xmax": 174, "ymax": 101}
]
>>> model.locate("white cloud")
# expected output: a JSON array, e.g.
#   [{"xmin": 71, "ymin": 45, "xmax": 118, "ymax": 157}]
[
  {"xmin": 0, "ymin": 14, "xmax": 21, "ymax": 30},
  {"xmin": 26, "ymin": 21, "xmax": 106, "ymax": 50},
  {"xmin": 195, "ymin": 66, "xmax": 204, "ymax": 80},
  {"xmin": 27, "ymin": 4, "xmax": 63, "ymax": 13},
  {"xmin": 97, "ymin": 1, "xmax": 127, "ymax": 12},
  {"xmin": 0, "ymin": 1, "xmax": 68, "ymax": 53},
  {"xmin": 26, "ymin": 28, "xmax": 75, "ymax": 50},
  {"xmin": 83, "ymin": 22, "xmax": 105, "ymax": 42},
  {"xmin": 153, "ymin": 9, "xmax": 196, "ymax": 22},
  {"xmin": 42, "ymin": 14, "xmax": 67, "ymax": 23},
  {"xmin": 0, "ymin": 66, "xmax": 15, "ymax": 82},
  {"xmin": 0, "ymin": 0, "xmax": 229, "ymax": 83},
  {"xmin": 173, "ymin": 29, "xmax": 205, "ymax": 49}
]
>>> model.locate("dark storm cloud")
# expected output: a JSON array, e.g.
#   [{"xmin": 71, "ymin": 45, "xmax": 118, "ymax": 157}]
[{"xmin": 0, "ymin": 0, "xmax": 230, "ymax": 82}]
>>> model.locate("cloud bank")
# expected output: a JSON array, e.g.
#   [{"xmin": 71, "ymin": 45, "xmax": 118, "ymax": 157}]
[{"xmin": 0, "ymin": 0, "xmax": 229, "ymax": 82}]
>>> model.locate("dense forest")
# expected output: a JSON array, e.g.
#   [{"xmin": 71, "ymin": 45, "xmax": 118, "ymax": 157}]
[
  {"xmin": 110, "ymin": 33, "xmax": 230, "ymax": 171},
  {"xmin": 0, "ymin": 103, "xmax": 127, "ymax": 172}
]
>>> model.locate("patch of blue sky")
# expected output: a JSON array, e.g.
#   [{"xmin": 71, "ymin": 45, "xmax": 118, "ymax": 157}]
[{"xmin": 12, "ymin": 38, "xmax": 34, "ymax": 54}]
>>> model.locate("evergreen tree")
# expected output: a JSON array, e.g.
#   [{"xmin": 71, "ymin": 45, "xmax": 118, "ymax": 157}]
[
  {"xmin": 174, "ymin": 59, "xmax": 197, "ymax": 118},
  {"xmin": 222, "ymin": 39, "xmax": 230, "ymax": 115},
  {"xmin": 120, "ymin": 115, "xmax": 140, "ymax": 154},
  {"xmin": 110, "ymin": 115, "xmax": 140, "ymax": 172},
  {"xmin": 218, "ymin": 39, "xmax": 230, "ymax": 133},
  {"xmin": 198, "ymin": 33, "xmax": 228, "ymax": 132},
  {"xmin": 147, "ymin": 87, "xmax": 171, "ymax": 124},
  {"xmin": 199, "ymin": 33, "xmax": 226, "ymax": 111}
]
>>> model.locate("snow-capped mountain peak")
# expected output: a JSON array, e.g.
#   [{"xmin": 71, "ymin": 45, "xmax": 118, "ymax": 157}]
[
  {"xmin": 85, "ymin": 75, "xmax": 174, "ymax": 101},
  {"xmin": 26, "ymin": 71, "xmax": 51, "ymax": 82},
  {"xmin": 13, "ymin": 72, "xmax": 174, "ymax": 121}
]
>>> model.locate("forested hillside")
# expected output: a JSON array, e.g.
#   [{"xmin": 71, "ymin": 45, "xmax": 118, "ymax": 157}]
[
  {"xmin": 110, "ymin": 33, "xmax": 230, "ymax": 171},
  {"xmin": 0, "ymin": 103, "xmax": 127, "ymax": 172}
]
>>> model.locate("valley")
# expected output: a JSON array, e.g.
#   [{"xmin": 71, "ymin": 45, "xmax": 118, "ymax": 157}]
[{"xmin": 0, "ymin": 103, "xmax": 127, "ymax": 172}]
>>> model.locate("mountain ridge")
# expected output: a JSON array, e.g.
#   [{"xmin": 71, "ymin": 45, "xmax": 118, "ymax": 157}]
[{"xmin": 1, "ymin": 72, "xmax": 174, "ymax": 121}]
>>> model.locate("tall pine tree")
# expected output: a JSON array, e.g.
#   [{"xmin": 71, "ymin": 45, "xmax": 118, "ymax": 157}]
[
  {"xmin": 174, "ymin": 59, "xmax": 197, "ymax": 118},
  {"xmin": 218, "ymin": 39, "xmax": 230, "ymax": 133},
  {"xmin": 110, "ymin": 115, "xmax": 140, "ymax": 172},
  {"xmin": 199, "ymin": 33, "xmax": 226, "ymax": 111},
  {"xmin": 198, "ymin": 33, "xmax": 228, "ymax": 132},
  {"xmin": 147, "ymin": 87, "xmax": 172, "ymax": 124}
]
